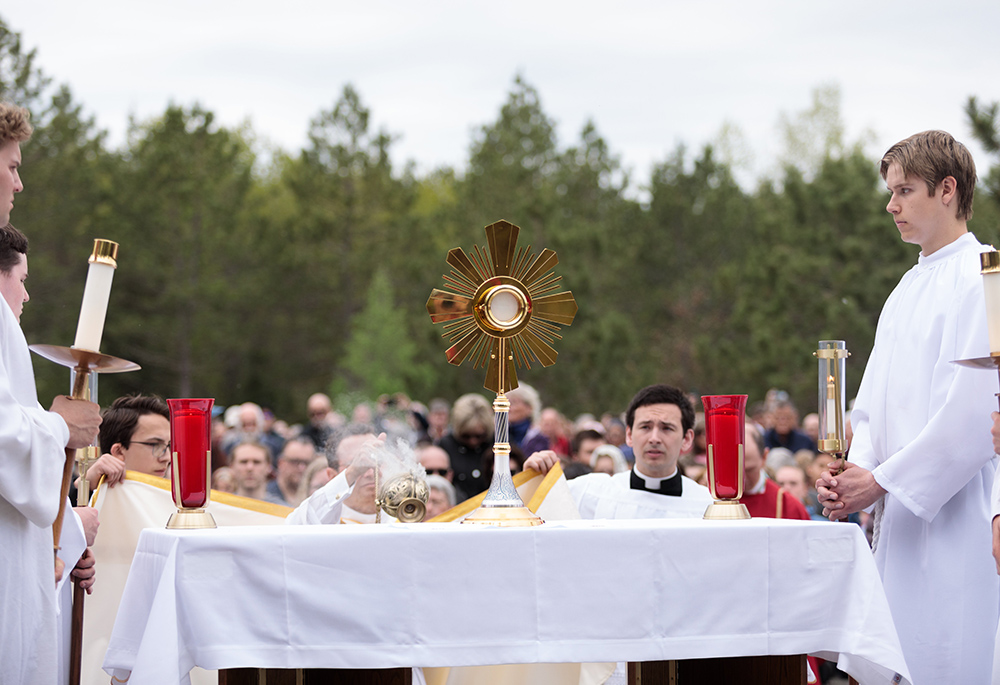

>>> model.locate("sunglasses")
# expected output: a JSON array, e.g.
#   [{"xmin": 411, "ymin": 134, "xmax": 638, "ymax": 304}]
[{"xmin": 458, "ymin": 432, "xmax": 488, "ymax": 442}]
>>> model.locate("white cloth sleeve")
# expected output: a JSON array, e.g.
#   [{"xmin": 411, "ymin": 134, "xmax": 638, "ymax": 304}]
[
  {"xmin": 0, "ymin": 347, "xmax": 69, "ymax": 527},
  {"xmin": 285, "ymin": 471, "xmax": 354, "ymax": 525},
  {"xmin": 55, "ymin": 504, "xmax": 87, "ymax": 596}
]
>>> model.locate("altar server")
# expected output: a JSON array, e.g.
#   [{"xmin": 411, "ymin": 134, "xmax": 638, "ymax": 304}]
[
  {"xmin": 524, "ymin": 384, "xmax": 712, "ymax": 519},
  {"xmin": 818, "ymin": 131, "xmax": 998, "ymax": 683},
  {"xmin": 0, "ymin": 103, "xmax": 102, "ymax": 685}
]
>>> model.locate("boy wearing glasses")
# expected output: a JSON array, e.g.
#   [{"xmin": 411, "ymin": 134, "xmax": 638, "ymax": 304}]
[{"xmin": 84, "ymin": 395, "xmax": 171, "ymax": 490}]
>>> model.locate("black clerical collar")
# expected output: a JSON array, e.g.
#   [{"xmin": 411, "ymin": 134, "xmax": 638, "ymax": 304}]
[{"xmin": 630, "ymin": 467, "xmax": 683, "ymax": 496}]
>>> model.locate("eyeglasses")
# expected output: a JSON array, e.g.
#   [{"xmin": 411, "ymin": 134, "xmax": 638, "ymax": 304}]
[
  {"xmin": 425, "ymin": 468, "xmax": 450, "ymax": 477},
  {"xmin": 282, "ymin": 459, "xmax": 312, "ymax": 468},
  {"xmin": 132, "ymin": 440, "xmax": 170, "ymax": 459}
]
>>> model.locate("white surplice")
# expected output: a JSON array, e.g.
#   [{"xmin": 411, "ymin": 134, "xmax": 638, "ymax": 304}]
[
  {"xmin": 568, "ymin": 469, "xmax": 713, "ymax": 520},
  {"xmin": 0, "ymin": 295, "xmax": 71, "ymax": 685},
  {"xmin": 850, "ymin": 232, "xmax": 999, "ymax": 684},
  {"xmin": 992, "ymin": 469, "xmax": 1000, "ymax": 684}
]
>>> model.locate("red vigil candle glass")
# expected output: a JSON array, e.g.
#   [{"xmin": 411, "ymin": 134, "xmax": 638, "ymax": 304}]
[
  {"xmin": 701, "ymin": 395, "xmax": 748, "ymax": 500},
  {"xmin": 168, "ymin": 398, "xmax": 214, "ymax": 508}
]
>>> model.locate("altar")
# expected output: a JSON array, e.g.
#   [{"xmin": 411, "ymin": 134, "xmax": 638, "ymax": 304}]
[{"xmin": 103, "ymin": 518, "xmax": 910, "ymax": 684}]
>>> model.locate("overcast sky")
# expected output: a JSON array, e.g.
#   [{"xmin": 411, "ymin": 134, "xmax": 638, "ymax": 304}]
[{"xmin": 4, "ymin": 1, "xmax": 999, "ymax": 190}]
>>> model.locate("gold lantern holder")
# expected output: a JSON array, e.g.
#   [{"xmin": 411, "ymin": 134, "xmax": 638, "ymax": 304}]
[
  {"xmin": 814, "ymin": 341, "xmax": 850, "ymax": 474},
  {"xmin": 427, "ymin": 220, "xmax": 578, "ymax": 526}
]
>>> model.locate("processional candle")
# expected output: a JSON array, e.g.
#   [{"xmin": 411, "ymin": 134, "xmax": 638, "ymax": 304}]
[
  {"xmin": 982, "ymin": 249, "xmax": 1000, "ymax": 355},
  {"xmin": 168, "ymin": 399, "xmax": 214, "ymax": 510},
  {"xmin": 73, "ymin": 240, "xmax": 118, "ymax": 352}
]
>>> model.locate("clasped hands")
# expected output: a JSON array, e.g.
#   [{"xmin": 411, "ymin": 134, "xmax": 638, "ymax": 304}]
[{"xmin": 815, "ymin": 458, "xmax": 886, "ymax": 521}]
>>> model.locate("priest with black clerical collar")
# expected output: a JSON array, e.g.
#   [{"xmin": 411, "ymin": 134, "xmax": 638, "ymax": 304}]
[{"xmin": 524, "ymin": 384, "xmax": 713, "ymax": 519}]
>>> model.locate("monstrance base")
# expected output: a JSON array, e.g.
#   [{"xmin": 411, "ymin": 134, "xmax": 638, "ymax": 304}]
[
  {"xmin": 166, "ymin": 507, "xmax": 217, "ymax": 530},
  {"xmin": 462, "ymin": 504, "xmax": 544, "ymax": 527},
  {"xmin": 703, "ymin": 500, "xmax": 751, "ymax": 520}
]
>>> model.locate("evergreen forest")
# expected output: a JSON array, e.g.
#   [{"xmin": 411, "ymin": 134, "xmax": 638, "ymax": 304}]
[{"xmin": 3, "ymin": 18, "xmax": 1000, "ymax": 422}]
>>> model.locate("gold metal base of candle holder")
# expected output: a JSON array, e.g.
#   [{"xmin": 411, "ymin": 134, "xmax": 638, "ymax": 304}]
[
  {"xmin": 817, "ymin": 438, "xmax": 848, "ymax": 453},
  {"xmin": 166, "ymin": 508, "xmax": 217, "ymax": 530},
  {"xmin": 461, "ymin": 504, "xmax": 544, "ymax": 527},
  {"xmin": 703, "ymin": 500, "xmax": 751, "ymax": 520}
]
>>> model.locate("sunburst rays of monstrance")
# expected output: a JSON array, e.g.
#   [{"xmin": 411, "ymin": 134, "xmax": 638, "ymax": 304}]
[{"xmin": 427, "ymin": 220, "xmax": 578, "ymax": 526}]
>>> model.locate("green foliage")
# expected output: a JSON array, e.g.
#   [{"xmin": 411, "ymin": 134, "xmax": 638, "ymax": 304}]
[
  {"xmin": 777, "ymin": 84, "xmax": 851, "ymax": 179},
  {"xmin": 967, "ymin": 96, "xmax": 1000, "ymax": 227},
  {"xmin": 4, "ymin": 20, "xmax": 1000, "ymax": 422},
  {"xmin": 0, "ymin": 18, "xmax": 49, "ymax": 104},
  {"xmin": 335, "ymin": 268, "xmax": 432, "ymax": 399},
  {"xmin": 698, "ymin": 149, "xmax": 912, "ymax": 408}
]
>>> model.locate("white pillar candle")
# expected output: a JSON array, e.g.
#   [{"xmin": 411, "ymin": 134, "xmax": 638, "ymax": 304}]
[
  {"xmin": 73, "ymin": 240, "xmax": 118, "ymax": 351},
  {"xmin": 826, "ymin": 376, "xmax": 837, "ymax": 438},
  {"xmin": 983, "ymin": 250, "xmax": 1000, "ymax": 354}
]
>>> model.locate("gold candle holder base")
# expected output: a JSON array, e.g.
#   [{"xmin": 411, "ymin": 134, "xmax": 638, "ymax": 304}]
[
  {"xmin": 166, "ymin": 508, "xmax": 217, "ymax": 530},
  {"xmin": 461, "ymin": 504, "xmax": 543, "ymax": 527},
  {"xmin": 703, "ymin": 500, "xmax": 751, "ymax": 520}
]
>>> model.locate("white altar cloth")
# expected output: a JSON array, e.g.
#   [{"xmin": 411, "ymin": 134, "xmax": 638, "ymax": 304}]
[{"xmin": 104, "ymin": 518, "xmax": 910, "ymax": 685}]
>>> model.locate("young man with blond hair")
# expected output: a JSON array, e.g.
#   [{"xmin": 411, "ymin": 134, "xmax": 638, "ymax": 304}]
[{"xmin": 818, "ymin": 130, "xmax": 998, "ymax": 683}]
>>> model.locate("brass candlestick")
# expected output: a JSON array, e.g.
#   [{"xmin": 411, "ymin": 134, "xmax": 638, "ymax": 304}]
[{"xmin": 427, "ymin": 220, "xmax": 578, "ymax": 526}]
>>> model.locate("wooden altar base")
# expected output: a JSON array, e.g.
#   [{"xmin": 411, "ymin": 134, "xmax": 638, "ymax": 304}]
[
  {"xmin": 220, "ymin": 655, "xmax": 806, "ymax": 685},
  {"xmin": 220, "ymin": 668, "xmax": 411, "ymax": 685},
  {"xmin": 630, "ymin": 655, "xmax": 805, "ymax": 684}
]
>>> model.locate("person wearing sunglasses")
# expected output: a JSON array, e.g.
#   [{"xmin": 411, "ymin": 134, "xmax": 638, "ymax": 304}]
[{"xmin": 417, "ymin": 444, "xmax": 453, "ymax": 482}]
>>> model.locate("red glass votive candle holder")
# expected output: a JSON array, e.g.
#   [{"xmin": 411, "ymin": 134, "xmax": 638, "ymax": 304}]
[
  {"xmin": 167, "ymin": 398, "xmax": 216, "ymax": 529},
  {"xmin": 701, "ymin": 394, "xmax": 750, "ymax": 520}
]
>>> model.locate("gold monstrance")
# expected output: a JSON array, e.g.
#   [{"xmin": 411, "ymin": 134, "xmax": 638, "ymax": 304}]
[{"xmin": 426, "ymin": 220, "xmax": 578, "ymax": 526}]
